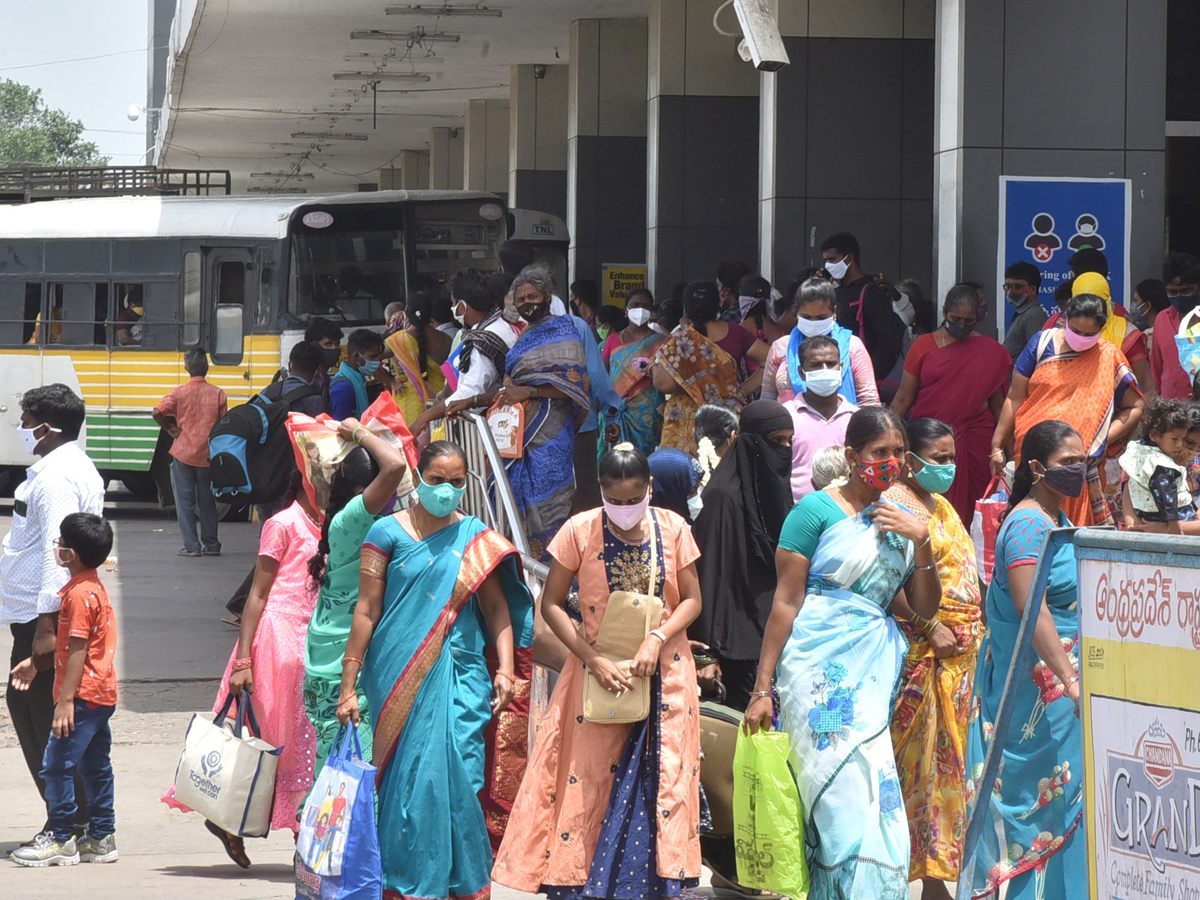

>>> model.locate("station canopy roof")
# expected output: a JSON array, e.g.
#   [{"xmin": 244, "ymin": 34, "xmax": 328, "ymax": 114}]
[{"xmin": 157, "ymin": 0, "xmax": 646, "ymax": 193}]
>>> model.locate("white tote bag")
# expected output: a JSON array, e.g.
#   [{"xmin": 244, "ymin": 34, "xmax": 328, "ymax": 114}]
[{"xmin": 172, "ymin": 692, "xmax": 281, "ymax": 838}]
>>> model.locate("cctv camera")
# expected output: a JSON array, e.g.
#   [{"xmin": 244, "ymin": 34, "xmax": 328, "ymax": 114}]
[
  {"xmin": 127, "ymin": 103, "xmax": 143, "ymax": 122},
  {"xmin": 732, "ymin": 0, "xmax": 790, "ymax": 72}
]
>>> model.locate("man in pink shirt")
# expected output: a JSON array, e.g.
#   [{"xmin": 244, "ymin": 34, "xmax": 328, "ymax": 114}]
[
  {"xmin": 1149, "ymin": 252, "xmax": 1200, "ymax": 399},
  {"xmin": 786, "ymin": 335, "xmax": 858, "ymax": 501},
  {"xmin": 153, "ymin": 349, "xmax": 228, "ymax": 557}
]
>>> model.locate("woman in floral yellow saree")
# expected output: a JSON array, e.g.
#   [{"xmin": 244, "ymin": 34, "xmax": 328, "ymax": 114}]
[{"xmin": 884, "ymin": 419, "xmax": 983, "ymax": 900}]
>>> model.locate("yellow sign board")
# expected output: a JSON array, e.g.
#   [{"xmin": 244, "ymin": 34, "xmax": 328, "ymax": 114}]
[
  {"xmin": 601, "ymin": 264, "xmax": 647, "ymax": 307},
  {"xmin": 1077, "ymin": 536, "xmax": 1200, "ymax": 900}
]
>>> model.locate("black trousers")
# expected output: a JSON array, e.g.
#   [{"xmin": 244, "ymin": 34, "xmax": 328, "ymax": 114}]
[
  {"xmin": 7, "ymin": 619, "xmax": 89, "ymax": 830},
  {"xmin": 570, "ymin": 429, "xmax": 602, "ymax": 514}
]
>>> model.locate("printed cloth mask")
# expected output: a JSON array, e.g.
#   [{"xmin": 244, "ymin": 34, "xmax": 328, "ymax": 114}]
[
  {"xmin": 855, "ymin": 454, "xmax": 904, "ymax": 491},
  {"xmin": 803, "ymin": 368, "xmax": 842, "ymax": 397},
  {"xmin": 824, "ymin": 257, "xmax": 850, "ymax": 281},
  {"xmin": 1063, "ymin": 326, "xmax": 1102, "ymax": 353},
  {"xmin": 603, "ymin": 488, "xmax": 650, "ymax": 531},
  {"xmin": 627, "ymin": 307, "xmax": 652, "ymax": 327},
  {"xmin": 911, "ymin": 454, "xmax": 956, "ymax": 494},
  {"xmin": 795, "ymin": 316, "xmax": 835, "ymax": 338},
  {"xmin": 1005, "ymin": 290, "xmax": 1030, "ymax": 308},
  {"xmin": 945, "ymin": 320, "xmax": 976, "ymax": 341},
  {"xmin": 1038, "ymin": 461, "xmax": 1087, "ymax": 499},
  {"xmin": 416, "ymin": 474, "xmax": 465, "ymax": 517}
]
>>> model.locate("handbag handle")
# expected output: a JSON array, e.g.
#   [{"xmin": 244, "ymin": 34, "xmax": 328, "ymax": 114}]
[
  {"xmin": 981, "ymin": 473, "xmax": 1006, "ymax": 500},
  {"xmin": 333, "ymin": 722, "xmax": 365, "ymax": 763},
  {"xmin": 234, "ymin": 690, "xmax": 264, "ymax": 740},
  {"xmin": 213, "ymin": 692, "xmax": 237, "ymax": 726}
]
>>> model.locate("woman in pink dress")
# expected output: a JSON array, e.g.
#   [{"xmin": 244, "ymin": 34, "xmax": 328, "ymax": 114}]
[
  {"xmin": 162, "ymin": 470, "xmax": 322, "ymax": 868},
  {"xmin": 493, "ymin": 444, "xmax": 703, "ymax": 900}
]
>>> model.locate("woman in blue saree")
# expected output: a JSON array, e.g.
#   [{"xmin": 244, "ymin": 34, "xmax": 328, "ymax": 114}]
[
  {"xmin": 607, "ymin": 290, "xmax": 667, "ymax": 455},
  {"xmin": 494, "ymin": 265, "xmax": 591, "ymax": 561},
  {"xmin": 964, "ymin": 419, "xmax": 1087, "ymax": 900},
  {"xmin": 745, "ymin": 407, "xmax": 942, "ymax": 900},
  {"xmin": 337, "ymin": 440, "xmax": 535, "ymax": 900}
]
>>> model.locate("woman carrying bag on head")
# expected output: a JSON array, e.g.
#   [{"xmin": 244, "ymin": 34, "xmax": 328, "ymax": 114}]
[{"xmin": 493, "ymin": 443, "xmax": 704, "ymax": 900}]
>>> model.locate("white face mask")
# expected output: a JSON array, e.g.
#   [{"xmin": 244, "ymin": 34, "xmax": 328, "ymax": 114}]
[
  {"xmin": 452, "ymin": 302, "xmax": 466, "ymax": 326},
  {"xmin": 687, "ymin": 493, "xmax": 704, "ymax": 521},
  {"xmin": 803, "ymin": 367, "xmax": 843, "ymax": 397},
  {"xmin": 824, "ymin": 256, "xmax": 850, "ymax": 281},
  {"xmin": 795, "ymin": 315, "xmax": 835, "ymax": 338},
  {"xmin": 17, "ymin": 423, "xmax": 59, "ymax": 455},
  {"xmin": 627, "ymin": 307, "xmax": 652, "ymax": 327}
]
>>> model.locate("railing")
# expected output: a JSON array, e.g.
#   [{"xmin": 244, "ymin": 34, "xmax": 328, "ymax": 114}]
[
  {"xmin": 956, "ymin": 527, "xmax": 1080, "ymax": 900},
  {"xmin": 0, "ymin": 166, "xmax": 232, "ymax": 203}
]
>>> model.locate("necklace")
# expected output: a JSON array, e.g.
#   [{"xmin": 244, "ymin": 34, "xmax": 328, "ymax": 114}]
[{"xmin": 1026, "ymin": 491, "xmax": 1059, "ymax": 522}]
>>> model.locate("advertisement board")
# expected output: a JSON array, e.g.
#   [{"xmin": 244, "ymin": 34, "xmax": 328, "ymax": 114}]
[
  {"xmin": 601, "ymin": 263, "xmax": 647, "ymax": 307},
  {"xmin": 997, "ymin": 177, "xmax": 1132, "ymax": 338},
  {"xmin": 1077, "ymin": 531, "xmax": 1200, "ymax": 900}
]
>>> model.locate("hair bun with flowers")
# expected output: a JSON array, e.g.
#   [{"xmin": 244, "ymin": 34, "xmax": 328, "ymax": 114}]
[{"xmin": 613, "ymin": 442, "xmax": 635, "ymax": 452}]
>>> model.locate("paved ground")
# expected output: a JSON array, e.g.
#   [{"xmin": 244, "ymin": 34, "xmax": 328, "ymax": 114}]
[{"xmin": 0, "ymin": 498, "xmax": 929, "ymax": 899}]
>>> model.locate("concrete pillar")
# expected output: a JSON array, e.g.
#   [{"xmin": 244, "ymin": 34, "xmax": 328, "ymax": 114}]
[
  {"xmin": 509, "ymin": 64, "xmax": 568, "ymax": 221},
  {"xmin": 646, "ymin": 0, "xmax": 760, "ymax": 294},
  {"xmin": 935, "ymin": 0, "xmax": 1166, "ymax": 333},
  {"xmin": 430, "ymin": 126, "xmax": 464, "ymax": 190},
  {"xmin": 394, "ymin": 150, "xmax": 429, "ymax": 190},
  {"xmin": 463, "ymin": 100, "xmax": 510, "ymax": 199},
  {"xmin": 759, "ymin": 1, "xmax": 935, "ymax": 293},
  {"xmin": 568, "ymin": 19, "xmax": 648, "ymax": 285}
]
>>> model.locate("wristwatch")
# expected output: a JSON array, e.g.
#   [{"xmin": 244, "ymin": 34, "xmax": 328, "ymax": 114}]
[{"xmin": 530, "ymin": 386, "xmax": 539, "ymax": 399}]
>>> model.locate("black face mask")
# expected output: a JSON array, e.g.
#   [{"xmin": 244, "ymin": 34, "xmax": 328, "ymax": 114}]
[
  {"xmin": 945, "ymin": 321, "xmax": 976, "ymax": 341},
  {"xmin": 1039, "ymin": 461, "xmax": 1087, "ymax": 499},
  {"xmin": 323, "ymin": 347, "xmax": 342, "ymax": 368},
  {"xmin": 1171, "ymin": 294, "xmax": 1200, "ymax": 313}
]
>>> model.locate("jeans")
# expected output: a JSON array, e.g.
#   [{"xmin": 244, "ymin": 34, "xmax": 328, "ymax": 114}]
[
  {"xmin": 7, "ymin": 620, "xmax": 89, "ymax": 831},
  {"xmin": 170, "ymin": 459, "xmax": 220, "ymax": 552},
  {"xmin": 41, "ymin": 700, "xmax": 116, "ymax": 841}
]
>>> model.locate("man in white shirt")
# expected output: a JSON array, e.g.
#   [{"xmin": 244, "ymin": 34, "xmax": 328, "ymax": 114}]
[
  {"xmin": 410, "ymin": 268, "xmax": 518, "ymax": 435},
  {"xmin": 2, "ymin": 384, "xmax": 105, "ymax": 835}
]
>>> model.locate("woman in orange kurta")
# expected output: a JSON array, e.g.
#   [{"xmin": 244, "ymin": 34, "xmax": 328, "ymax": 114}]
[{"xmin": 493, "ymin": 444, "xmax": 703, "ymax": 900}]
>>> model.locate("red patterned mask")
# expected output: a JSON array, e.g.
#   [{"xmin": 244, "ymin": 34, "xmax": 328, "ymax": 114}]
[{"xmin": 854, "ymin": 454, "xmax": 904, "ymax": 491}]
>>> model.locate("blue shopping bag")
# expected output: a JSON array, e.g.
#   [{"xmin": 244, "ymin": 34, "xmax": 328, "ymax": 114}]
[{"xmin": 295, "ymin": 725, "xmax": 382, "ymax": 900}]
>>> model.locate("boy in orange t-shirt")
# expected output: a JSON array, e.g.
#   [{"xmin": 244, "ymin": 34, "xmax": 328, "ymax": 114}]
[{"xmin": 9, "ymin": 513, "xmax": 119, "ymax": 867}]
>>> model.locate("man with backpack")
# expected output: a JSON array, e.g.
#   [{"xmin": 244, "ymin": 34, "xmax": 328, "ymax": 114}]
[
  {"xmin": 153, "ymin": 349, "xmax": 227, "ymax": 558},
  {"xmin": 278, "ymin": 341, "xmax": 327, "ymax": 417}
]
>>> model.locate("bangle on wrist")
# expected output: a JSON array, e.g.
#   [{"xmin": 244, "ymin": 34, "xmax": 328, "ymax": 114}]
[
  {"xmin": 1064, "ymin": 675, "xmax": 1080, "ymax": 690},
  {"xmin": 649, "ymin": 628, "xmax": 667, "ymax": 644},
  {"xmin": 342, "ymin": 656, "xmax": 363, "ymax": 668},
  {"xmin": 749, "ymin": 690, "xmax": 773, "ymax": 699},
  {"xmin": 232, "ymin": 657, "xmax": 252, "ymax": 672},
  {"xmin": 351, "ymin": 426, "xmax": 367, "ymax": 444}
]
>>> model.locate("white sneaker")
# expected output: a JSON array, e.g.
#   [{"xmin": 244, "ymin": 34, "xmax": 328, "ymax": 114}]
[{"xmin": 10, "ymin": 833, "xmax": 79, "ymax": 867}]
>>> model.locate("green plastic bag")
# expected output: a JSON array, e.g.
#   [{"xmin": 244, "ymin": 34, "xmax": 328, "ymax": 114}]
[{"xmin": 732, "ymin": 727, "xmax": 810, "ymax": 899}]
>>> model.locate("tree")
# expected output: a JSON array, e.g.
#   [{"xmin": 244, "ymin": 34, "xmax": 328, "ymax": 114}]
[{"xmin": 0, "ymin": 79, "xmax": 109, "ymax": 167}]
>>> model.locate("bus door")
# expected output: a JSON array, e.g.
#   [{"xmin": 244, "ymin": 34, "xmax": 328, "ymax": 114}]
[{"xmin": 204, "ymin": 247, "xmax": 257, "ymax": 404}]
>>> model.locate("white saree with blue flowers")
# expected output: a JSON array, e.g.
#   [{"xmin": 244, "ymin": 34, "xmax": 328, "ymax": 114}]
[{"xmin": 776, "ymin": 505, "xmax": 915, "ymax": 900}]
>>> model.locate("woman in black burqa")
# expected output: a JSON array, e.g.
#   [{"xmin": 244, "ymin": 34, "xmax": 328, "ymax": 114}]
[{"xmin": 689, "ymin": 399, "xmax": 795, "ymax": 711}]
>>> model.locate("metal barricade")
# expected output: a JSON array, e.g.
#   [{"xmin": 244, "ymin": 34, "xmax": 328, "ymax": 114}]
[{"xmin": 956, "ymin": 527, "xmax": 1079, "ymax": 900}]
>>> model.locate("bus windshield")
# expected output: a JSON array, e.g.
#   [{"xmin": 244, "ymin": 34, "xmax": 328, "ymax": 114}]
[{"xmin": 287, "ymin": 198, "xmax": 504, "ymax": 325}]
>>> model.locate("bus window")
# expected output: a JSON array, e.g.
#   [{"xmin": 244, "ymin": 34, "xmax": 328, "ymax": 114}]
[
  {"xmin": 0, "ymin": 282, "xmax": 39, "ymax": 345},
  {"xmin": 182, "ymin": 252, "xmax": 201, "ymax": 346},
  {"xmin": 214, "ymin": 260, "xmax": 246, "ymax": 362},
  {"xmin": 30, "ymin": 284, "xmax": 64, "ymax": 344},
  {"xmin": 56, "ymin": 282, "xmax": 104, "ymax": 346},
  {"xmin": 411, "ymin": 201, "xmax": 503, "ymax": 294},
  {"xmin": 288, "ymin": 204, "xmax": 405, "ymax": 325},
  {"xmin": 114, "ymin": 284, "xmax": 145, "ymax": 346}
]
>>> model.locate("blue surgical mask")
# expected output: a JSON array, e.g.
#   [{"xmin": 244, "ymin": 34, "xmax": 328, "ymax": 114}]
[
  {"xmin": 416, "ymin": 473, "xmax": 465, "ymax": 518},
  {"xmin": 803, "ymin": 367, "xmax": 842, "ymax": 397},
  {"xmin": 359, "ymin": 359, "xmax": 381, "ymax": 376},
  {"xmin": 911, "ymin": 453, "xmax": 956, "ymax": 494}
]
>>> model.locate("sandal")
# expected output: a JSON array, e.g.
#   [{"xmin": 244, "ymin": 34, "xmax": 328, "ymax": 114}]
[
  {"xmin": 709, "ymin": 872, "xmax": 780, "ymax": 899},
  {"xmin": 204, "ymin": 820, "xmax": 251, "ymax": 869}
]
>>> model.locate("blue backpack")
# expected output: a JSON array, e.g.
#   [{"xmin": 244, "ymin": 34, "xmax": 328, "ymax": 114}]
[{"xmin": 207, "ymin": 382, "xmax": 319, "ymax": 504}]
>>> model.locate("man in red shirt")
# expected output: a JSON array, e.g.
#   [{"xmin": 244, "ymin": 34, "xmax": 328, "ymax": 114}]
[
  {"xmin": 1149, "ymin": 252, "xmax": 1200, "ymax": 399},
  {"xmin": 153, "ymin": 349, "xmax": 228, "ymax": 557}
]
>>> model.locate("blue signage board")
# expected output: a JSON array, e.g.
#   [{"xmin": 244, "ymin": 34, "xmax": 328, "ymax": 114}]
[{"xmin": 997, "ymin": 176, "xmax": 1131, "ymax": 337}]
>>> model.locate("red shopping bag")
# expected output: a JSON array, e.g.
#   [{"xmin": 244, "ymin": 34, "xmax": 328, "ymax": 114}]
[{"xmin": 971, "ymin": 474, "xmax": 1009, "ymax": 586}]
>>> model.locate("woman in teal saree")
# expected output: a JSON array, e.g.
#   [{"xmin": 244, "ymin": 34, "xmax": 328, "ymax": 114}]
[
  {"xmin": 745, "ymin": 408, "xmax": 943, "ymax": 900},
  {"xmin": 337, "ymin": 440, "xmax": 534, "ymax": 900}
]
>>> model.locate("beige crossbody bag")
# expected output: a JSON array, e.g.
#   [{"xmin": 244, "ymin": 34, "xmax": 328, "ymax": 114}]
[{"xmin": 582, "ymin": 513, "xmax": 666, "ymax": 724}]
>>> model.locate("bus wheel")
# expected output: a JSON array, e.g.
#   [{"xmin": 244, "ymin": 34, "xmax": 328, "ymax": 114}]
[{"xmin": 119, "ymin": 470, "xmax": 159, "ymax": 500}]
